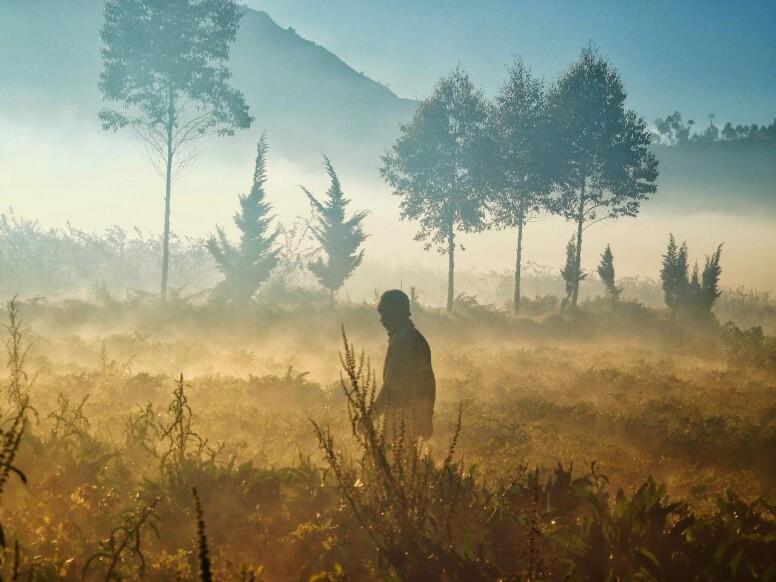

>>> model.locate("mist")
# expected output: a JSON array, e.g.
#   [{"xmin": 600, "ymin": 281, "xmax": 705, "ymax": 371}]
[
  {"xmin": 0, "ymin": 0, "xmax": 775, "ymax": 579},
  {"xmin": 2, "ymin": 111, "xmax": 775, "ymax": 299}
]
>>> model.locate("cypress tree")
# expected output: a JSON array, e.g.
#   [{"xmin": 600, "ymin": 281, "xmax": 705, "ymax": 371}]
[
  {"xmin": 661, "ymin": 234, "xmax": 723, "ymax": 317},
  {"xmin": 698, "ymin": 244, "xmax": 724, "ymax": 313},
  {"xmin": 660, "ymin": 234, "xmax": 679, "ymax": 312},
  {"xmin": 207, "ymin": 135, "xmax": 279, "ymax": 302},
  {"xmin": 302, "ymin": 156, "xmax": 368, "ymax": 303},
  {"xmin": 597, "ymin": 244, "xmax": 622, "ymax": 303},
  {"xmin": 660, "ymin": 234, "xmax": 689, "ymax": 314},
  {"xmin": 561, "ymin": 236, "xmax": 585, "ymax": 310},
  {"xmin": 676, "ymin": 241, "xmax": 690, "ymax": 307}
]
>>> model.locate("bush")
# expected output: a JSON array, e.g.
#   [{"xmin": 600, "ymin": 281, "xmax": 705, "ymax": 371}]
[{"xmin": 722, "ymin": 322, "xmax": 776, "ymax": 369}]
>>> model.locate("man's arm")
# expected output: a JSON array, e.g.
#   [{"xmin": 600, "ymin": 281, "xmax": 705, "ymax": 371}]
[
  {"xmin": 374, "ymin": 347, "xmax": 395, "ymax": 415},
  {"xmin": 373, "ymin": 334, "xmax": 410, "ymax": 415}
]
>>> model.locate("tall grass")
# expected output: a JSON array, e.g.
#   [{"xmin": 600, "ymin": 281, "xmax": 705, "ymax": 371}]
[
  {"xmin": 83, "ymin": 497, "xmax": 160, "ymax": 580},
  {"xmin": 0, "ymin": 298, "xmax": 771, "ymax": 578},
  {"xmin": 192, "ymin": 487, "xmax": 212, "ymax": 582},
  {"xmin": 313, "ymin": 330, "xmax": 489, "ymax": 580},
  {"xmin": 0, "ymin": 300, "xmax": 28, "ymax": 579}
]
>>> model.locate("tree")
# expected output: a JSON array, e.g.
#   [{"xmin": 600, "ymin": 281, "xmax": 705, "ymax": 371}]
[
  {"xmin": 206, "ymin": 135, "xmax": 279, "ymax": 302},
  {"xmin": 660, "ymin": 235, "xmax": 723, "ymax": 318},
  {"xmin": 597, "ymin": 244, "xmax": 622, "ymax": 303},
  {"xmin": 661, "ymin": 234, "xmax": 679, "ymax": 313},
  {"xmin": 654, "ymin": 111, "xmax": 694, "ymax": 145},
  {"xmin": 696, "ymin": 244, "xmax": 724, "ymax": 313},
  {"xmin": 302, "ymin": 157, "xmax": 368, "ymax": 303},
  {"xmin": 722, "ymin": 122, "xmax": 738, "ymax": 141},
  {"xmin": 381, "ymin": 68, "xmax": 489, "ymax": 312},
  {"xmin": 560, "ymin": 236, "xmax": 585, "ymax": 311},
  {"xmin": 660, "ymin": 234, "xmax": 689, "ymax": 316},
  {"xmin": 693, "ymin": 114, "xmax": 720, "ymax": 143},
  {"xmin": 489, "ymin": 60, "xmax": 550, "ymax": 314},
  {"xmin": 547, "ymin": 46, "xmax": 658, "ymax": 308},
  {"xmin": 99, "ymin": 0, "xmax": 253, "ymax": 300}
]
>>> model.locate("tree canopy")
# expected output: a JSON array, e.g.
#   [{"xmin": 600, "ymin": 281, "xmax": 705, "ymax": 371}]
[
  {"xmin": 99, "ymin": 0, "xmax": 252, "ymax": 140},
  {"xmin": 489, "ymin": 59, "xmax": 549, "ymax": 230}
]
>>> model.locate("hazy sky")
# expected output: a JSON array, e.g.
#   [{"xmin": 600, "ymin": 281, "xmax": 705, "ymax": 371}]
[
  {"xmin": 1, "ymin": 0, "xmax": 775, "ymax": 295},
  {"xmin": 247, "ymin": 0, "xmax": 776, "ymax": 126}
]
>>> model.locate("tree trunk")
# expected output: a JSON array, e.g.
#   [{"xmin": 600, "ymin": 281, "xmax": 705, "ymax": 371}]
[
  {"xmin": 160, "ymin": 92, "xmax": 175, "ymax": 301},
  {"xmin": 513, "ymin": 206, "xmax": 525, "ymax": 315},
  {"xmin": 446, "ymin": 229, "xmax": 455, "ymax": 313},
  {"xmin": 571, "ymin": 181, "xmax": 585, "ymax": 308}
]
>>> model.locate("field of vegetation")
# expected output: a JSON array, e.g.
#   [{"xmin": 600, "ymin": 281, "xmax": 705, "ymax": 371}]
[
  {"xmin": 2, "ymin": 1, "xmax": 775, "ymax": 579},
  {"xmin": 0, "ymin": 292, "xmax": 772, "ymax": 580}
]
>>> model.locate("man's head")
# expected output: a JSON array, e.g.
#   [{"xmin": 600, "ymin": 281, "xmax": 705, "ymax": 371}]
[{"xmin": 378, "ymin": 289, "xmax": 411, "ymax": 333}]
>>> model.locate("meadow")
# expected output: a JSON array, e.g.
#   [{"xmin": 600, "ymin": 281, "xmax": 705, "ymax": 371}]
[
  {"xmin": 0, "ymin": 291, "xmax": 772, "ymax": 580},
  {"xmin": 3, "ymin": 0, "xmax": 775, "ymax": 579}
]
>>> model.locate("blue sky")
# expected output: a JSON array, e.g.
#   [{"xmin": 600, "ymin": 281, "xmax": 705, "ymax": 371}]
[{"xmin": 247, "ymin": 0, "xmax": 776, "ymax": 127}]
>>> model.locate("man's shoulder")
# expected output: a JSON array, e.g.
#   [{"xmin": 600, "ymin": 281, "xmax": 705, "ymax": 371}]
[{"xmin": 395, "ymin": 324, "xmax": 429, "ymax": 349}]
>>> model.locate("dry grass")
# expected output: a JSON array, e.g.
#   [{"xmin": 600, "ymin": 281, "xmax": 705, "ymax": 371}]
[{"xmin": 0, "ymin": 296, "xmax": 772, "ymax": 579}]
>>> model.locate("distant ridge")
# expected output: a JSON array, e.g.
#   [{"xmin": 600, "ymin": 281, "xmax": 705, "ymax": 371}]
[{"xmin": 230, "ymin": 8, "xmax": 416, "ymax": 166}]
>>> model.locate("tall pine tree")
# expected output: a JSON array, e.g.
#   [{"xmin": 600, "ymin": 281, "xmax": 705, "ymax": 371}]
[
  {"xmin": 697, "ymin": 245, "xmax": 724, "ymax": 313},
  {"xmin": 660, "ymin": 234, "xmax": 679, "ymax": 311},
  {"xmin": 207, "ymin": 135, "xmax": 278, "ymax": 302},
  {"xmin": 302, "ymin": 157, "xmax": 368, "ymax": 303}
]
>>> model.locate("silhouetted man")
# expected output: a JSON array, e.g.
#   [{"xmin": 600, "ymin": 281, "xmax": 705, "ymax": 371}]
[{"xmin": 374, "ymin": 290, "xmax": 436, "ymax": 438}]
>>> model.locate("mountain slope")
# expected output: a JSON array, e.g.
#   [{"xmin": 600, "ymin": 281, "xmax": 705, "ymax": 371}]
[{"xmin": 230, "ymin": 9, "xmax": 415, "ymax": 165}]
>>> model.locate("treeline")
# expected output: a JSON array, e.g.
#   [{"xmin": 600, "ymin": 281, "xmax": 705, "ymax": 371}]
[
  {"xmin": 5, "ymin": 205, "xmax": 775, "ymax": 335},
  {"xmin": 653, "ymin": 112, "xmax": 776, "ymax": 146},
  {"xmin": 0, "ymin": 211, "xmax": 214, "ymax": 297},
  {"xmin": 95, "ymin": 0, "xmax": 661, "ymax": 313},
  {"xmin": 189, "ymin": 46, "xmax": 658, "ymax": 314},
  {"xmin": 90, "ymin": 0, "xmax": 772, "ymax": 318},
  {"xmin": 382, "ymin": 48, "xmax": 658, "ymax": 313}
]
